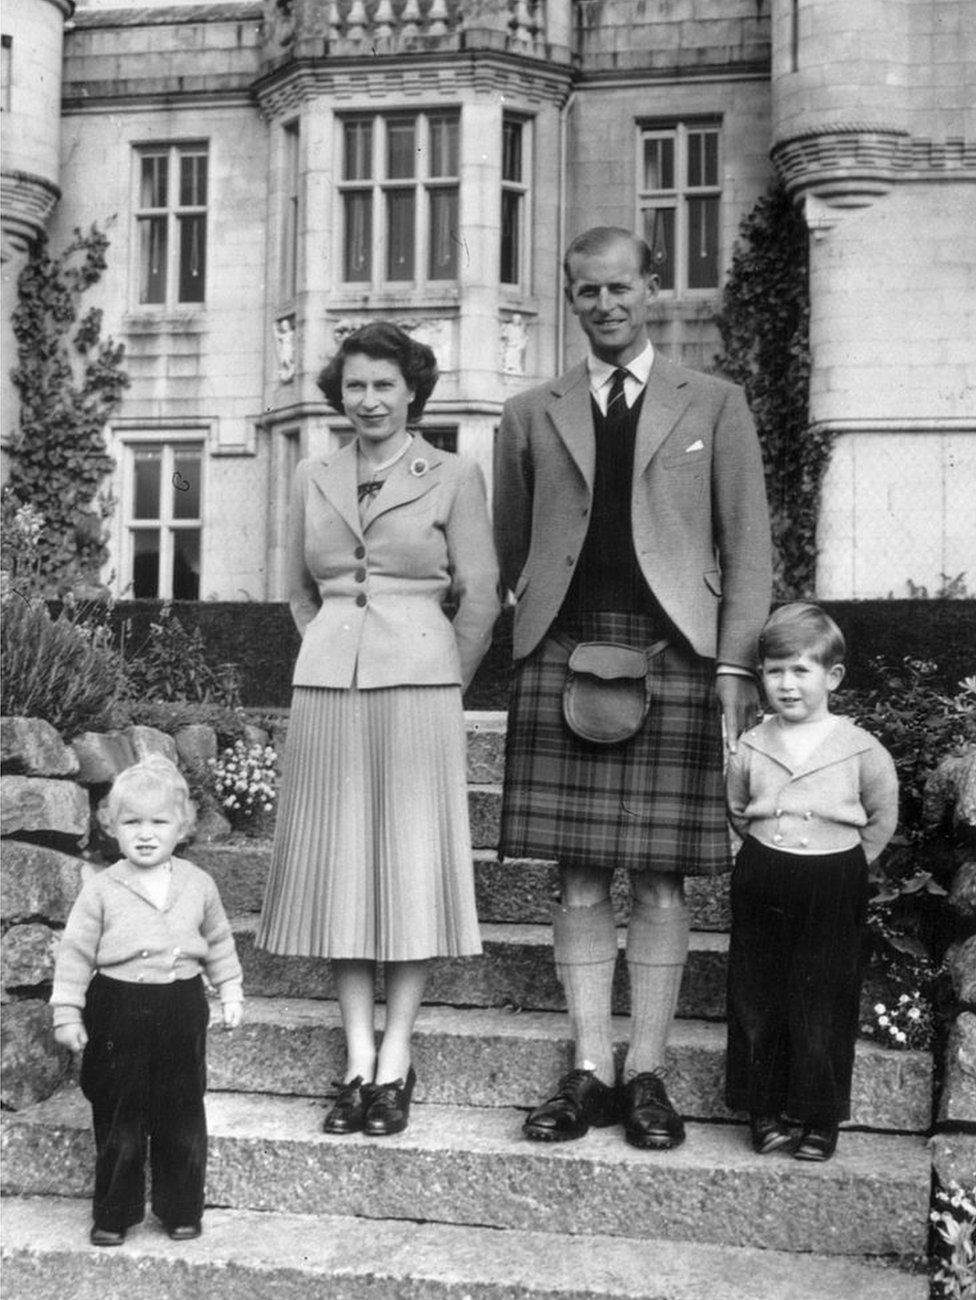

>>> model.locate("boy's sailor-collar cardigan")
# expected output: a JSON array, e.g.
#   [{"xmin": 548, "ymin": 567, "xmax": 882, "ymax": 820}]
[
  {"xmin": 50, "ymin": 856, "xmax": 243, "ymax": 1027},
  {"xmin": 726, "ymin": 715, "xmax": 899, "ymax": 863},
  {"xmin": 287, "ymin": 436, "xmax": 500, "ymax": 691}
]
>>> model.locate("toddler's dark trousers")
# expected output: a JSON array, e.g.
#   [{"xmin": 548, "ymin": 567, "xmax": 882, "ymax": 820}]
[
  {"xmin": 80, "ymin": 973, "xmax": 209, "ymax": 1233},
  {"xmin": 725, "ymin": 837, "xmax": 869, "ymax": 1126}
]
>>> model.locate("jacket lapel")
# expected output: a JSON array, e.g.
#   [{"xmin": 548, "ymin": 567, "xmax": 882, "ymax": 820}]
[
  {"xmin": 744, "ymin": 716, "xmax": 873, "ymax": 777},
  {"xmin": 306, "ymin": 442, "xmax": 363, "ymax": 542},
  {"xmin": 547, "ymin": 363, "xmax": 595, "ymax": 489},
  {"xmin": 634, "ymin": 355, "xmax": 693, "ymax": 479},
  {"xmin": 364, "ymin": 437, "xmax": 443, "ymax": 528}
]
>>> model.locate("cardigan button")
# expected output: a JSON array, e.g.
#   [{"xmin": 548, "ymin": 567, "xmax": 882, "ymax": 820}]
[
  {"xmin": 800, "ymin": 838, "xmax": 810, "ymax": 847},
  {"xmin": 355, "ymin": 568, "xmax": 366, "ymax": 582},
  {"xmin": 774, "ymin": 809, "xmax": 783, "ymax": 818},
  {"xmin": 354, "ymin": 545, "xmax": 366, "ymax": 559},
  {"xmin": 773, "ymin": 834, "xmax": 783, "ymax": 844},
  {"xmin": 356, "ymin": 593, "xmax": 367, "ymax": 608}
]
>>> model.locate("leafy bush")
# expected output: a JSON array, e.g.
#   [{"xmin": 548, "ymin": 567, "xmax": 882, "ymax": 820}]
[
  {"xmin": 120, "ymin": 603, "xmax": 242, "ymax": 707},
  {"xmin": 0, "ymin": 596, "xmax": 123, "ymax": 738}
]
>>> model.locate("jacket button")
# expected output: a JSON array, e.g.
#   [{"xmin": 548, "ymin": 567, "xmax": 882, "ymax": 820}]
[
  {"xmin": 566, "ymin": 556, "xmax": 574, "ymax": 566},
  {"xmin": 355, "ymin": 568, "xmax": 366, "ymax": 582},
  {"xmin": 354, "ymin": 545, "xmax": 365, "ymax": 559},
  {"xmin": 581, "ymin": 508, "xmax": 589, "ymax": 517},
  {"xmin": 356, "ymin": 593, "xmax": 367, "ymax": 608}
]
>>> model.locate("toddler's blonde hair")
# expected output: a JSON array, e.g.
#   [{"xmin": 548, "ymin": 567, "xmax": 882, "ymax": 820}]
[{"xmin": 98, "ymin": 754, "xmax": 197, "ymax": 841}]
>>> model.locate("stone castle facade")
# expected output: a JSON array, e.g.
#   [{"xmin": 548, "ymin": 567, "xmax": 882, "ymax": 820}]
[{"xmin": 2, "ymin": 0, "xmax": 974, "ymax": 602}]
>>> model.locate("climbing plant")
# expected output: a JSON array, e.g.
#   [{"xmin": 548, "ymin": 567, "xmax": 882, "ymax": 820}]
[
  {"xmin": 7, "ymin": 224, "xmax": 129, "ymax": 594},
  {"xmin": 715, "ymin": 183, "xmax": 829, "ymax": 599}
]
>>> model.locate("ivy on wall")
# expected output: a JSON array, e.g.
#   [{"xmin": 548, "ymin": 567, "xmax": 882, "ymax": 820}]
[
  {"xmin": 715, "ymin": 184, "xmax": 830, "ymax": 599},
  {"xmin": 7, "ymin": 225, "xmax": 129, "ymax": 594}
]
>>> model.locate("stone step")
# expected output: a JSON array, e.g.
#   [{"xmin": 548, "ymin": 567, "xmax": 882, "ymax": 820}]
[
  {"xmin": 0, "ymin": 1196, "xmax": 928, "ymax": 1300},
  {"xmin": 193, "ymin": 840, "xmax": 733, "ymax": 930},
  {"xmin": 204, "ymin": 997, "xmax": 931, "ymax": 1133},
  {"xmin": 1, "ymin": 1088, "xmax": 930, "ymax": 1258},
  {"xmin": 234, "ymin": 920, "xmax": 730, "ymax": 1019}
]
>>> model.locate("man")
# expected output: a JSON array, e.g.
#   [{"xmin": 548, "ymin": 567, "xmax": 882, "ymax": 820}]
[{"xmin": 493, "ymin": 226, "xmax": 771, "ymax": 1150}]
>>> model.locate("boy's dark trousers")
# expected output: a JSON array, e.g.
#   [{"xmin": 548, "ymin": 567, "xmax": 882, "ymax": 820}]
[
  {"xmin": 80, "ymin": 973, "xmax": 210, "ymax": 1233},
  {"xmin": 725, "ymin": 837, "xmax": 869, "ymax": 1125}
]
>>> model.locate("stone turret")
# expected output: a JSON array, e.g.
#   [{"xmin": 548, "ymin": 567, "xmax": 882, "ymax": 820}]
[{"xmin": 0, "ymin": 0, "xmax": 73, "ymax": 478}]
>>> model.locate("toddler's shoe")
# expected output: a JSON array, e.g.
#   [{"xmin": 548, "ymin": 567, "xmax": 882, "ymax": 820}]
[
  {"xmin": 749, "ymin": 1113, "xmax": 793, "ymax": 1155},
  {"xmin": 90, "ymin": 1226, "xmax": 125, "ymax": 1247},
  {"xmin": 167, "ymin": 1223, "xmax": 202, "ymax": 1241},
  {"xmin": 794, "ymin": 1123, "xmax": 838, "ymax": 1162}
]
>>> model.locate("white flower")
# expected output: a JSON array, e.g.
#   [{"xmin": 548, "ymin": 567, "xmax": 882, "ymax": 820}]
[
  {"xmin": 878, "ymin": 1014, "xmax": 889, "ymax": 1027},
  {"xmin": 908, "ymin": 1007, "xmax": 922, "ymax": 1021},
  {"xmin": 873, "ymin": 1003, "xmax": 886, "ymax": 1015}
]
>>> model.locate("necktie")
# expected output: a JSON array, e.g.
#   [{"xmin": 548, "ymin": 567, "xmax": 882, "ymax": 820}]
[{"xmin": 606, "ymin": 368, "xmax": 629, "ymax": 422}]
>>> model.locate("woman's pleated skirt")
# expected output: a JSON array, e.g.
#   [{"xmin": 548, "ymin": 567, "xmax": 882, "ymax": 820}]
[{"xmin": 256, "ymin": 685, "xmax": 481, "ymax": 962}]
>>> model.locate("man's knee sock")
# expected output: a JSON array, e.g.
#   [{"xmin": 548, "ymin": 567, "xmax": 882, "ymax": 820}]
[
  {"xmin": 552, "ymin": 898, "xmax": 618, "ymax": 1086},
  {"xmin": 624, "ymin": 896, "xmax": 690, "ymax": 1078}
]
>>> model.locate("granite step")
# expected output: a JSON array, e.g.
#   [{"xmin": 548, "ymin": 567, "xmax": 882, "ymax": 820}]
[
  {"xmin": 204, "ymin": 997, "xmax": 932, "ymax": 1133},
  {"xmin": 193, "ymin": 841, "xmax": 733, "ymax": 930},
  {"xmin": 0, "ymin": 1196, "xmax": 928, "ymax": 1300},
  {"xmin": 234, "ymin": 920, "xmax": 730, "ymax": 1019},
  {"xmin": 1, "ymin": 1088, "xmax": 931, "ymax": 1258}
]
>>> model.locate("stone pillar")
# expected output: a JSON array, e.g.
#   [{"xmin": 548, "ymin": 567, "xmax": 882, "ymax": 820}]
[{"xmin": 0, "ymin": 0, "xmax": 72, "ymax": 481}]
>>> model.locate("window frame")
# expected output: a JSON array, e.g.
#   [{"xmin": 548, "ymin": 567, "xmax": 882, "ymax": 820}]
[
  {"xmin": 279, "ymin": 120, "xmax": 301, "ymax": 302},
  {"xmin": 500, "ymin": 114, "xmax": 530, "ymax": 288},
  {"xmin": 119, "ymin": 435, "xmax": 206, "ymax": 600},
  {"xmin": 337, "ymin": 110, "xmax": 461, "ymax": 290},
  {"xmin": 636, "ymin": 120, "xmax": 722, "ymax": 298},
  {"xmin": 133, "ymin": 141, "xmax": 209, "ymax": 308}
]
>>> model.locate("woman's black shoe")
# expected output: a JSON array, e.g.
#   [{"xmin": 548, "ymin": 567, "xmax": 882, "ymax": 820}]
[
  {"xmin": 323, "ymin": 1076, "xmax": 373, "ymax": 1134},
  {"xmin": 90, "ymin": 1226, "xmax": 125, "ymax": 1247},
  {"xmin": 363, "ymin": 1066, "xmax": 416, "ymax": 1136},
  {"xmin": 795, "ymin": 1123, "xmax": 839, "ymax": 1162},
  {"xmin": 749, "ymin": 1113, "xmax": 793, "ymax": 1155}
]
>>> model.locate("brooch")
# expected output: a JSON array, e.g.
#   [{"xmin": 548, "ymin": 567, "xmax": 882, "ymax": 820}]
[{"xmin": 409, "ymin": 457, "xmax": 429, "ymax": 478}]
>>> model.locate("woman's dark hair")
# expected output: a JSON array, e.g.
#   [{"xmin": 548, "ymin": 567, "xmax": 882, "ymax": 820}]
[{"xmin": 317, "ymin": 321, "xmax": 439, "ymax": 423}]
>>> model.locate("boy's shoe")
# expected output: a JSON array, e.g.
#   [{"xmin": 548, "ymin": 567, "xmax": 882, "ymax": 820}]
[
  {"xmin": 523, "ymin": 1068, "xmax": 618, "ymax": 1142},
  {"xmin": 167, "ymin": 1223, "xmax": 202, "ymax": 1240},
  {"xmin": 620, "ymin": 1071, "xmax": 685, "ymax": 1150},
  {"xmin": 750, "ymin": 1113, "xmax": 793, "ymax": 1155},
  {"xmin": 90, "ymin": 1226, "xmax": 125, "ymax": 1247},
  {"xmin": 794, "ymin": 1124, "xmax": 838, "ymax": 1162}
]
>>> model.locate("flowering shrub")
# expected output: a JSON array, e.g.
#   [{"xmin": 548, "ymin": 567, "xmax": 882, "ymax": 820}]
[
  {"xmin": 121, "ymin": 602, "xmax": 241, "ymax": 707},
  {"xmin": 931, "ymin": 1180, "xmax": 976, "ymax": 1300},
  {"xmin": 208, "ymin": 740, "xmax": 278, "ymax": 829},
  {"xmin": 862, "ymin": 992, "xmax": 933, "ymax": 1052}
]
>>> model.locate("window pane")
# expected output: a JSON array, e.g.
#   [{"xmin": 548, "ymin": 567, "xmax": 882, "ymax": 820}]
[
  {"xmin": 687, "ymin": 196, "xmax": 719, "ymax": 288},
  {"xmin": 343, "ymin": 120, "xmax": 372, "ymax": 180},
  {"xmin": 178, "ymin": 214, "xmax": 206, "ymax": 302},
  {"xmin": 500, "ymin": 189, "xmax": 521, "ymax": 284},
  {"xmin": 428, "ymin": 189, "xmax": 458, "ymax": 279},
  {"xmin": 387, "ymin": 119, "xmax": 416, "ymax": 179},
  {"xmin": 140, "ymin": 154, "xmax": 168, "ymax": 209},
  {"xmin": 133, "ymin": 449, "xmax": 162, "ymax": 519},
  {"xmin": 386, "ymin": 189, "xmax": 415, "ymax": 280},
  {"xmin": 282, "ymin": 123, "xmax": 300, "ymax": 297},
  {"xmin": 132, "ymin": 529, "xmax": 160, "ymax": 598},
  {"xmin": 179, "ymin": 153, "xmax": 207, "ymax": 207},
  {"xmin": 138, "ymin": 218, "xmax": 168, "ymax": 304},
  {"xmin": 343, "ymin": 192, "xmax": 372, "ymax": 280},
  {"xmin": 172, "ymin": 449, "xmax": 202, "ymax": 519},
  {"xmin": 642, "ymin": 207, "xmax": 674, "ymax": 291},
  {"xmin": 687, "ymin": 131, "xmax": 719, "ymax": 188},
  {"xmin": 429, "ymin": 116, "xmax": 458, "ymax": 177},
  {"xmin": 502, "ymin": 119, "xmax": 522, "ymax": 182},
  {"xmin": 172, "ymin": 529, "xmax": 201, "ymax": 600},
  {"xmin": 643, "ymin": 137, "xmax": 674, "ymax": 191}
]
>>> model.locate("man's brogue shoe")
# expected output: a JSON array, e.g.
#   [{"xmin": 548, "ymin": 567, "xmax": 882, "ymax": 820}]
[
  {"xmin": 620, "ymin": 1071, "xmax": 685, "ymax": 1150},
  {"xmin": 523, "ymin": 1068, "xmax": 618, "ymax": 1142}
]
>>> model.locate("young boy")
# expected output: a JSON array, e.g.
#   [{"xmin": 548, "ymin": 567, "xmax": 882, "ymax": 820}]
[
  {"xmin": 725, "ymin": 603, "xmax": 898, "ymax": 1161},
  {"xmin": 51, "ymin": 755, "xmax": 243, "ymax": 1245}
]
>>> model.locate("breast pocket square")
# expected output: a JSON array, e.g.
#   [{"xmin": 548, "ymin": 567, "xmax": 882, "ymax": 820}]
[{"xmin": 684, "ymin": 440, "xmax": 704, "ymax": 453}]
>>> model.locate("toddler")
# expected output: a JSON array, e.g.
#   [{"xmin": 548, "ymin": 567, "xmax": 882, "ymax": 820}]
[
  {"xmin": 51, "ymin": 755, "xmax": 243, "ymax": 1245},
  {"xmin": 725, "ymin": 603, "xmax": 898, "ymax": 1161}
]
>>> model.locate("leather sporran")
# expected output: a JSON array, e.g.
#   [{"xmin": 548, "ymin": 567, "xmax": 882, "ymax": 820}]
[{"xmin": 561, "ymin": 641, "xmax": 651, "ymax": 745}]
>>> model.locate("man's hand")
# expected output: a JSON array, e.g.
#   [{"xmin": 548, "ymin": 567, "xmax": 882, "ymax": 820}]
[
  {"xmin": 54, "ymin": 1023, "xmax": 88, "ymax": 1054},
  {"xmin": 715, "ymin": 674, "xmax": 762, "ymax": 752}
]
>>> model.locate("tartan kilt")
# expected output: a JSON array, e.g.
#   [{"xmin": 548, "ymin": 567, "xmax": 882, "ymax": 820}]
[{"xmin": 499, "ymin": 611, "xmax": 730, "ymax": 876}]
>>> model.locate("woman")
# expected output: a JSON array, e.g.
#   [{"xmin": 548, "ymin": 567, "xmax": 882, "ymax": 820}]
[{"xmin": 256, "ymin": 322, "xmax": 499, "ymax": 1136}]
